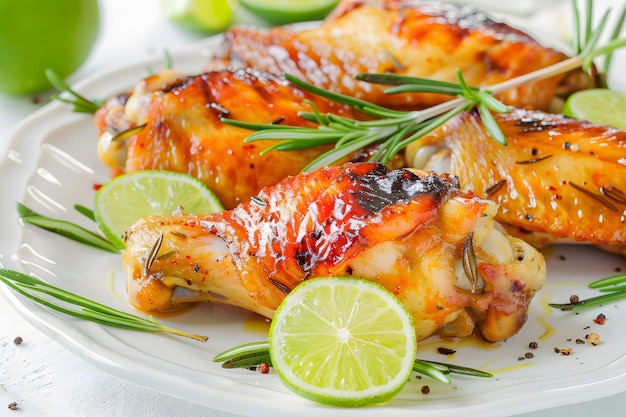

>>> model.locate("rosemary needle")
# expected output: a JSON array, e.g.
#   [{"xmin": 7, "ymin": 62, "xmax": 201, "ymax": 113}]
[
  {"xmin": 212, "ymin": 340, "xmax": 493, "ymax": 381},
  {"xmin": 17, "ymin": 203, "xmax": 120, "ymax": 254},
  {"xmin": 0, "ymin": 268, "xmax": 208, "ymax": 342},
  {"xmin": 588, "ymin": 273, "xmax": 626, "ymax": 289},
  {"xmin": 549, "ymin": 273, "xmax": 626, "ymax": 310},
  {"xmin": 549, "ymin": 289, "xmax": 626, "ymax": 311}
]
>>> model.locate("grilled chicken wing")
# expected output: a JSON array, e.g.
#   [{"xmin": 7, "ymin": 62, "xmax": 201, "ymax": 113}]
[
  {"xmin": 122, "ymin": 163, "xmax": 546, "ymax": 342},
  {"xmin": 210, "ymin": 0, "xmax": 587, "ymax": 111},
  {"xmin": 94, "ymin": 68, "xmax": 357, "ymax": 209},
  {"xmin": 406, "ymin": 108, "xmax": 626, "ymax": 253}
]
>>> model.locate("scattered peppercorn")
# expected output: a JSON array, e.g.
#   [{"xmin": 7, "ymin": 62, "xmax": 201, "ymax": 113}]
[
  {"xmin": 13, "ymin": 337, "xmax": 22, "ymax": 345},
  {"xmin": 421, "ymin": 385, "xmax": 430, "ymax": 394},
  {"xmin": 524, "ymin": 352, "xmax": 534, "ymax": 359},
  {"xmin": 569, "ymin": 294, "xmax": 579, "ymax": 303},
  {"xmin": 575, "ymin": 339, "xmax": 585, "ymax": 344},
  {"xmin": 528, "ymin": 341, "xmax": 538, "ymax": 349},
  {"xmin": 257, "ymin": 362, "xmax": 270, "ymax": 374},
  {"xmin": 437, "ymin": 347, "xmax": 456, "ymax": 355},
  {"xmin": 8, "ymin": 402, "xmax": 17, "ymax": 411},
  {"xmin": 593, "ymin": 314, "xmax": 606, "ymax": 325}
]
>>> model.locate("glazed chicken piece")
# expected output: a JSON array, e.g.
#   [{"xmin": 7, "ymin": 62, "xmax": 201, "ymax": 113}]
[
  {"xmin": 122, "ymin": 162, "xmax": 546, "ymax": 342},
  {"xmin": 94, "ymin": 68, "xmax": 357, "ymax": 209},
  {"xmin": 210, "ymin": 0, "xmax": 588, "ymax": 111},
  {"xmin": 406, "ymin": 108, "xmax": 626, "ymax": 254}
]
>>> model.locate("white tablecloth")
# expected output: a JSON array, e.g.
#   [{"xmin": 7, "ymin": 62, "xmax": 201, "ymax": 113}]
[{"xmin": 1, "ymin": 1, "xmax": 625, "ymax": 416}]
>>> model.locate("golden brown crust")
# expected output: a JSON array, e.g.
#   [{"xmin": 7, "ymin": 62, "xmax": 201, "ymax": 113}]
[
  {"xmin": 95, "ymin": 69, "xmax": 356, "ymax": 209},
  {"xmin": 210, "ymin": 0, "xmax": 574, "ymax": 110},
  {"xmin": 123, "ymin": 163, "xmax": 546, "ymax": 342},
  {"xmin": 408, "ymin": 108, "xmax": 626, "ymax": 248}
]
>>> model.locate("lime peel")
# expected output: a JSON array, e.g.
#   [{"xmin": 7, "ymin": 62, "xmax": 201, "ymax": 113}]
[
  {"xmin": 563, "ymin": 88, "xmax": 626, "ymax": 129},
  {"xmin": 269, "ymin": 277, "xmax": 417, "ymax": 407},
  {"xmin": 160, "ymin": 0, "xmax": 233, "ymax": 32},
  {"xmin": 239, "ymin": 0, "xmax": 340, "ymax": 25},
  {"xmin": 94, "ymin": 170, "xmax": 224, "ymax": 249}
]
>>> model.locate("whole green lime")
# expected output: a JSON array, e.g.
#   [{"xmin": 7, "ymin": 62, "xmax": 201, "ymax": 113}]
[{"xmin": 0, "ymin": 0, "xmax": 100, "ymax": 95}]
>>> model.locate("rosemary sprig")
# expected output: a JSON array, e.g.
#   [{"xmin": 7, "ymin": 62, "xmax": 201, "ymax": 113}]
[
  {"xmin": 222, "ymin": 1, "xmax": 624, "ymax": 172},
  {"xmin": 45, "ymin": 69, "xmax": 104, "ymax": 114},
  {"xmin": 212, "ymin": 341, "xmax": 492, "ymax": 382},
  {"xmin": 0, "ymin": 268, "xmax": 208, "ymax": 342},
  {"xmin": 224, "ymin": 70, "xmax": 508, "ymax": 172},
  {"xmin": 571, "ymin": 0, "xmax": 626, "ymax": 85},
  {"xmin": 549, "ymin": 273, "xmax": 626, "ymax": 310},
  {"xmin": 17, "ymin": 203, "xmax": 120, "ymax": 254}
]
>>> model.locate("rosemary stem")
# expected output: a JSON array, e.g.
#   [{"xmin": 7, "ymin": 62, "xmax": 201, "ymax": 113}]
[
  {"xmin": 413, "ymin": 54, "xmax": 584, "ymax": 124},
  {"xmin": 413, "ymin": 97, "xmax": 469, "ymax": 123},
  {"xmin": 487, "ymin": 55, "xmax": 584, "ymax": 96}
]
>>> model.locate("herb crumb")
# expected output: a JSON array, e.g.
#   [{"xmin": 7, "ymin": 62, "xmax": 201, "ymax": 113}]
[
  {"xmin": 437, "ymin": 347, "xmax": 456, "ymax": 355},
  {"xmin": 586, "ymin": 333, "xmax": 601, "ymax": 346},
  {"xmin": 575, "ymin": 338, "xmax": 586, "ymax": 344},
  {"xmin": 554, "ymin": 347, "xmax": 573, "ymax": 356}
]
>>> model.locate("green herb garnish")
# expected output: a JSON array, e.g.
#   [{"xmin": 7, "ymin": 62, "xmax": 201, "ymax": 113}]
[
  {"xmin": 222, "ymin": 0, "xmax": 625, "ymax": 172},
  {"xmin": 0, "ymin": 268, "xmax": 208, "ymax": 342},
  {"xmin": 212, "ymin": 341, "xmax": 492, "ymax": 383},
  {"xmin": 549, "ymin": 273, "xmax": 626, "ymax": 310},
  {"xmin": 45, "ymin": 69, "xmax": 104, "ymax": 114},
  {"xmin": 17, "ymin": 203, "xmax": 120, "ymax": 254}
]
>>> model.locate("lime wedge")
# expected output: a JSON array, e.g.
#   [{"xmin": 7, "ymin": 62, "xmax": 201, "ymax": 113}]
[
  {"xmin": 269, "ymin": 277, "xmax": 417, "ymax": 407},
  {"xmin": 563, "ymin": 89, "xmax": 626, "ymax": 129},
  {"xmin": 239, "ymin": 0, "xmax": 340, "ymax": 25},
  {"xmin": 94, "ymin": 170, "xmax": 224, "ymax": 249},
  {"xmin": 160, "ymin": 0, "xmax": 233, "ymax": 32}
]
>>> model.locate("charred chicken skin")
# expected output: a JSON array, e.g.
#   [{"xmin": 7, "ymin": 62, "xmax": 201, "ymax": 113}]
[
  {"xmin": 210, "ymin": 0, "xmax": 585, "ymax": 110},
  {"xmin": 406, "ymin": 108, "xmax": 626, "ymax": 253},
  {"xmin": 122, "ymin": 163, "xmax": 546, "ymax": 342}
]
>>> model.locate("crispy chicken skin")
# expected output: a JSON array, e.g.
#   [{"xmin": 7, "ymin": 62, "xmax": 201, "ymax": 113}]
[
  {"xmin": 209, "ymin": 0, "xmax": 581, "ymax": 110},
  {"xmin": 122, "ymin": 163, "xmax": 546, "ymax": 342},
  {"xmin": 407, "ymin": 109, "xmax": 626, "ymax": 252},
  {"xmin": 94, "ymin": 68, "xmax": 356, "ymax": 209}
]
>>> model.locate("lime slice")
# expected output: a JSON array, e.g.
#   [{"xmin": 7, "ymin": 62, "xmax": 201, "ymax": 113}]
[
  {"xmin": 160, "ymin": 0, "xmax": 233, "ymax": 32},
  {"xmin": 269, "ymin": 277, "xmax": 417, "ymax": 407},
  {"xmin": 563, "ymin": 89, "xmax": 626, "ymax": 129},
  {"xmin": 239, "ymin": 0, "xmax": 340, "ymax": 25},
  {"xmin": 94, "ymin": 170, "xmax": 224, "ymax": 249}
]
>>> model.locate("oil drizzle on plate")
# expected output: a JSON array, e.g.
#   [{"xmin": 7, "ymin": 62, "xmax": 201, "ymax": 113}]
[{"xmin": 537, "ymin": 292, "xmax": 556, "ymax": 341}]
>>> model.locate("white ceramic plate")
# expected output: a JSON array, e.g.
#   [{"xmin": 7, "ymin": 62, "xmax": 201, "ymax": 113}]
[{"xmin": 2, "ymin": 23, "xmax": 626, "ymax": 417}]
